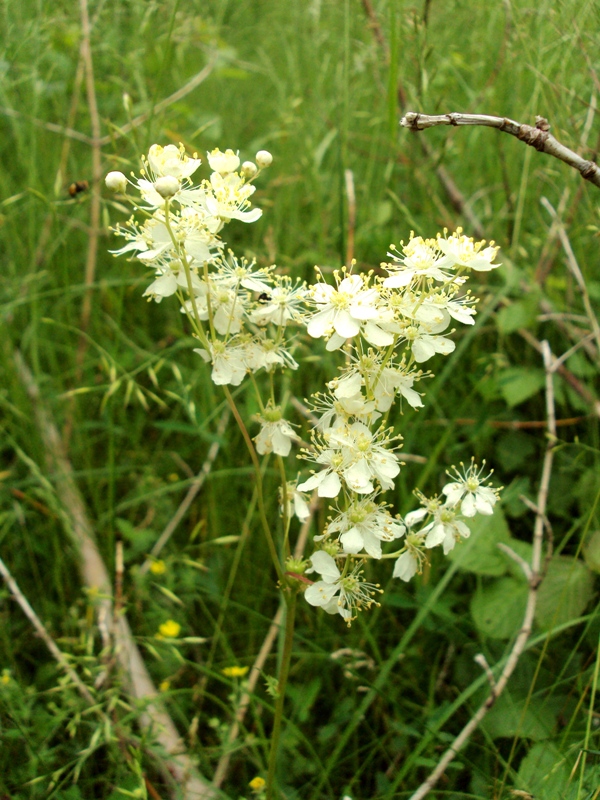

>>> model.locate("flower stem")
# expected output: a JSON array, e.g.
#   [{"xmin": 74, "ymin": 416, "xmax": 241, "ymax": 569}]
[
  {"xmin": 265, "ymin": 590, "xmax": 297, "ymax": 800},
  {"xmin": 221, "ymin": 386, "xmax": 285, "ymax": 586}
]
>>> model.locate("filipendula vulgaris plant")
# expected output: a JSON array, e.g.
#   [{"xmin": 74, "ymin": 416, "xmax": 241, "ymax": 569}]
[{"xmin": 106, "ymin": 142, "xmax": 501, "ymax": 793}]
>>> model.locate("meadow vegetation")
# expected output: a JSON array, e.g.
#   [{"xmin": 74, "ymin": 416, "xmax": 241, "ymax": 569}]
[{"xmin": 0, "ymin": 1, "xmax": 599, "ymax": 798}]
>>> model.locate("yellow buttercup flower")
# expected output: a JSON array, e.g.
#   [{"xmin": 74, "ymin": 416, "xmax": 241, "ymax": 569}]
[
  {"xmin": 221, "ymin": 665, "xmax": 249, "ymax": 678},
  {"xmin": 149, "ymin": 559, "xmax": 167, "ymax": 575},
  {"xmin": 249, "ymin": 776, "xmax": 266, "ymax": 793},
  {"xmin": 157, "ymin": 619, "xmax": 181, "ymax": 638}
]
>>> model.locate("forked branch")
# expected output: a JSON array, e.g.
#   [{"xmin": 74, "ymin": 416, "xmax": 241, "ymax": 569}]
[{"xmin": 401, "ymin": 112, "xmax": 600, "ymax": 189}]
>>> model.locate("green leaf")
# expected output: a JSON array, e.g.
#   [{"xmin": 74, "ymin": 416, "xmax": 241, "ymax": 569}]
[
  {"xmin": 535, "ymin": 556, "xmax": 595, "ymax": 630},
  {"xmin": 470, "ymin": 576, "xmax": 528, "ymax": 638},
  {"xmin": 583, "ymin": 529, "xmax": 600, "ymax": 573},
  {"xmin": 498, "ymin": 367, "xmax": 546, "ymax": 407},
  {"xmin": 496, "ymin": 299, "xmax": 538, "ymax": 334},
  {"xmin": 516, "ymin": 741, "xmax": 572, "ymax": 799},
  {"xmin": 447, "ymin": 506, "xmax": 512, "ymax": 576},
  {"xmin": 481, "ymin": 692, "xmax": 565, "ymax": 740}
]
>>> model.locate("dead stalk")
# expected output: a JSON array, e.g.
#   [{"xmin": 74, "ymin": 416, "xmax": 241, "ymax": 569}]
[
  {"xmin": 14, "ymin": 350, "xmax": 215, "ymax": 800},
  {"xmin": 409, "ymin": 341, "xmax": 557, "ymax": 800}
]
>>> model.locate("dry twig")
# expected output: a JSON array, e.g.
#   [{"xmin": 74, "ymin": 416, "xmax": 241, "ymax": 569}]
[
  {"xmin": 14, "ymin": 350, "xmax": 215, "ymax": 800},
  {"xmin": 401, "ymin": 112, "xmax": 600, "ymax": 190},
  {"xmin": 409, "ymin": 341, "xmax": 557, "ymax": 800}
]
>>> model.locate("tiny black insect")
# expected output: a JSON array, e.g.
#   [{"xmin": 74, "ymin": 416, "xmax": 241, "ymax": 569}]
[
  {"xmin": 257, "ymin": 293, "xmax": 271, "ymax": 303},
  {"xmin": 68, "ymin": 180, "xmax": 89, "ymax": 197}
]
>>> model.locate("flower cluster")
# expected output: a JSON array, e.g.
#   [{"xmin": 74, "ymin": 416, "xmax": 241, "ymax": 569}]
[
  {"xmin": 295, "ymin": 234, "xmax": 500, "ymax": 621},
  {"xmin": 107, "ymin": 144, "xmax": 502, "ymax": 626}
]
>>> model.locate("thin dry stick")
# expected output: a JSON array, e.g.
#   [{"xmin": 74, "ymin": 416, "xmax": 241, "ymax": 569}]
[
  {"xmin": 0, "ymin": 555, "xmax": 96, "ymax": 706},
  {"xmin": 344, "ymin": 168, "xmax": 356, "ymax": 266},
  {"xmin": 408, "ymin": 340, "xmax": 557, "ymax": 800},
  {"xmin": 401, "ymin": 112, "xmax": 600, "ymax": 190},
  {"xmin": 0, "ymin": 58, "xmax": 216, "ymax": 149},
  {"xmin": 518, "ymin": 328, "xmax": 600, "ymax": 419},
  {"xmin": 211, "ymin": 494, "xmax": 319, "ymax": 788},
  {"xmin": 540, "ymin": 196, "xmax": 600, "ymax": 358},
  {"xmin": 14, "ymin": 350, "xmax": 215, "ymax": 800},
  {"xmin": 139, "ymin": 407, "xmax": 231, "ymax": 575},
  {"xmin": 99, "ymin": 57, "xmax": 216, "ymax": 147}
]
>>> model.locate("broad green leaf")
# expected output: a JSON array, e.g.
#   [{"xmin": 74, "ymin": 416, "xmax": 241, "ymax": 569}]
[
  {"xmin": 498, "ymin": 367, "xmax": 546, "ymax": 407},
  {"xmin": 481, "ymin": 692, "xmax": 566, "ymax": 741},
  {"xmin": 516, "ymin": 741, "xmax": 572, "ymax": 799},
  {"xmin": 496, "ymin": 299, "xmax": 538, "ymax": 334},
  {"xmin": 448, "ymin": 506, "xmax": 511, "ymax": 576},
  {"xmin": 470, "ymin": 576, "xmax": 528, "ymax": 639},
  {"xmin": 535, "ymin": 556, "xmax": 595, "ymax": 630}
]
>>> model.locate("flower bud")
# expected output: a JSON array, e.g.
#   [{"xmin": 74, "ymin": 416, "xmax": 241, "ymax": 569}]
[
  {"xmin": 255, "ymin": 150, "xmax": 273, "ymax": 169},
  {"xmin": 154, "ymin": 175, "xmax": 180, "ymax": 198},
  {"xmin": 105, "ymin": 171, "xmax": 127, "ymax": 193},
  {"xmin": 241, "ymin": 161, "xmax": 258, "ymax": 179}
]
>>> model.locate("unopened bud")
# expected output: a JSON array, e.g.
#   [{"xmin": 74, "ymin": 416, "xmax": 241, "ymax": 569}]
[
  {"xmin": 105, "ymin": 171, "xmax": 127, "ymax": 193},
  {"xmin": 154, "ymin": 175, "xmax": 180, "ymax": 199},
  {"xmin": 241, "ymin": 161, "xmax": 258, "ymax": 179},
  {"xmin": 255, "ymin": 150, "xmax": 273, "ymax": 169}
]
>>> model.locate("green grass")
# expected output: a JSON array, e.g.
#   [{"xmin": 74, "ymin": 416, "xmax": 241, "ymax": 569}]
[{"xmin": 1, "ymin": 0, "xmax": 600, "ymax": 798}]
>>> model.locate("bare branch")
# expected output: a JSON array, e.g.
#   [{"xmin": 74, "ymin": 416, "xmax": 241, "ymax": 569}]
[
  {"xmin": 401, "ymin": 112, "xmax": 600, "ymax": 189},
  {"xmin": 409, "ymin": 341, "xmax": 557, "ymax": 800}
]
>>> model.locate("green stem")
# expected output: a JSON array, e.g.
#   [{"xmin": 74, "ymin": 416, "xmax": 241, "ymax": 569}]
[
  {"xmin": 265, "ymin": 590, "xmax": 297, "ymax": 800},
  {"xmin": 221, "ymin": 386, "xmax": 285, "ymax": 586}
]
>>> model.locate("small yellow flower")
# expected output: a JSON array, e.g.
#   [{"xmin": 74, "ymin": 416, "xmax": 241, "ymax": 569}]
[
  {"xmin": 168, "ymin": 473, "xmax": 179, "ymax": 482},
  {"xmin": 1, "ymin": 669, "xmax": 11, "ymax": 685},
  {"xmin": 249, "ymin": 776, "xmax": 266, "ymax": 793},
  {"xmin": 221, "ymin": 665, "xmax": 249, "ymax": 678},
  {"xmin": 150, "ymin": 559, "xmax": 167, "ymax": 575},
  {"xmin": 157, "ymin": 619, "xmax": 181, "ymax": 639},
  {"xmin": 159, "ymin": 680, "xmax": 171, "ymax": 692}
]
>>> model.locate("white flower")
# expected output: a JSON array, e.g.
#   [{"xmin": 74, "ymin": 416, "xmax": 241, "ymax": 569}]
[
  {"xmin": 147, "ymin": 143, "xmax": 201, "ymax": 180},
  {"xmin": 401, "ymin": 323, "xmax": 455, "ymax": 363},
  {"xmin": 436, "ymin": 229, "xmax": 500, "ymax": 272},
  {"xmin": 281, "ymin": 482, "xmax": 311, "ymax": 522},
  {"xmin": 442, "ymin": 460, "xmax": 499, "ymax": 517},
  {"xmin": 207, "ymin": 148, "xmax": 240, "ymax": 175},
  {"xmin": 423, "ymin": 506, "xmax": 471, "ymax": 554},
  {"xmin": 297, "ymin": 448, "xmax": 345, "ymax": 498},
  {"xmin": 306, "ymin": 272, "xmax": 380, "ymax": 348},
  {"xmin": 382, "ymin": 236, "xmax": 450, "ymax": 287},
  {"xmin": 194, "ymin": 340, "xmax": 247, "ymax": 386},
  {"xmin": 305, "ymin": 551, "xmax": 380, "ymax": 622},
  {"xmin": 203, "ymin": 171, "xmax": 262, "ymax": 225},
  {"xmin": 393, "ymin": 531, "xmax": 428, "ymax": 582},
  {"xmin": 328, "ymin": 497, "xmax": 405, "ymax": 558},
  {"xmin": 330, "ymin": 421, "xmax": 401, "ymax": 494},
  {"xmin": 249, "ymin": 277, "xmax": 308, "ymax": 327},
  {"xmin": 254, "ymin": 408, "xmax": 297, "ymax": 456}
]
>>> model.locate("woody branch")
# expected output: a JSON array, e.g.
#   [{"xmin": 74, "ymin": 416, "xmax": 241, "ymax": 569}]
[{"xmin": 401, "ymin": 112, "xmax": 600, "ymax": 189}]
